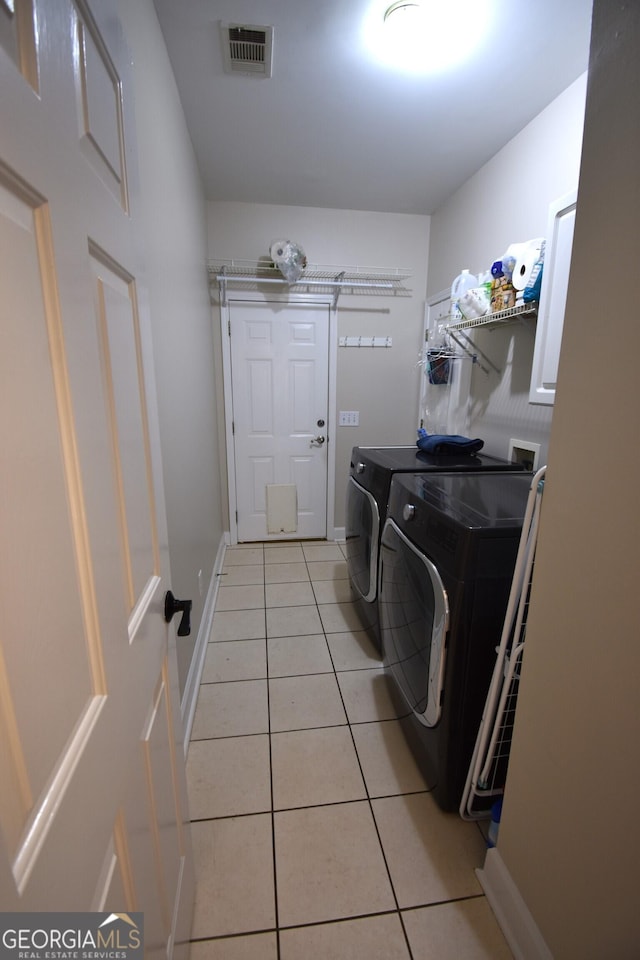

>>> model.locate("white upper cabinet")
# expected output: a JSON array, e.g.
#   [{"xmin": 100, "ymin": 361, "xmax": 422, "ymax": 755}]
[{"xmin": 529, "ymin": 189, "xmax": 578, "ymax": 404}]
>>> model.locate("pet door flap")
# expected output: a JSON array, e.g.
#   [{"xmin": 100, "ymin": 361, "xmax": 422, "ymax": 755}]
[{"xmin": 266, "ymin": 484, "xmax": 298, "ymax": 533}]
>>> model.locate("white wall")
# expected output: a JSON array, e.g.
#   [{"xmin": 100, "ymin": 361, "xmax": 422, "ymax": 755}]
[
  {"xmin": 427, "ymin": 75, "xmax": 587, "ymax": 464},
  {"xmin": 208, "ymin": 202, "xmax": 430, "ymax": 530},
  {"xmin": 488, "ymin": 2, "xmax": 640, "ymax": 955},
  {"xmin": 119, "ymin": 0, "xmax": 224, "ymax": 694}
]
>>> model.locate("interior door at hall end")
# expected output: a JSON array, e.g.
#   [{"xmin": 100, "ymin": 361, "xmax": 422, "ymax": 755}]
[
  {"xmin": 0, "ymin": 2, "xmax": 193, "ymax": 956},
  {"xmin": 229, "ymin": 298, "xmax": 330, "ymax": 543}
]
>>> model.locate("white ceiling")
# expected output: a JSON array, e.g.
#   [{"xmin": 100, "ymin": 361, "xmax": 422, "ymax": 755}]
[{"xmin": 152, "ymin": 0, "xmax": 593, "ymax": 216}]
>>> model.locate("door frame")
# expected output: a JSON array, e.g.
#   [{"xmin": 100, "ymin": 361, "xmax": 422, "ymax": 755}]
[{"xmin": 219, "ymin": 290, "xmax": 338, "ymax": 545}]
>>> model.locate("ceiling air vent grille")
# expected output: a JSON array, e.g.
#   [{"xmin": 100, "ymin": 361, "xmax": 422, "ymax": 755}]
[{"xmin": 221, "ymin": 23, "xmax": 274, "ymax": 78}]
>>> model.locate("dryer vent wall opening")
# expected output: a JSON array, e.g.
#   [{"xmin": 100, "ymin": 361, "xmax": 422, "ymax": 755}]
[{"xmin": 220, "ymin": 23, "xmax": 274, "ymax": 77}]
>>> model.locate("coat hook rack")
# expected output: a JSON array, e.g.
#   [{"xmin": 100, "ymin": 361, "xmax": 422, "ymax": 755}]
[{"xmin": 339, "ymin": 336, "xmax": 393, "ymax": 348}]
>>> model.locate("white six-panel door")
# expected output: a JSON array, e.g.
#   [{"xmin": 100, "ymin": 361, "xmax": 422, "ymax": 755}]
[
  {"xmin": 0, "ymin": 1, "xmax": 193, "ymax": 955},
  {"xmin": 229, "ymin": 298, "xmax": 330, "ymax": 542}
]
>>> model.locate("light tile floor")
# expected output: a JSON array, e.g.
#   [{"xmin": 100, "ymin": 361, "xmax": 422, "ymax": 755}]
[{"xmin": 187, "ymin": 541, "xmax": 514, "ymax": 960}]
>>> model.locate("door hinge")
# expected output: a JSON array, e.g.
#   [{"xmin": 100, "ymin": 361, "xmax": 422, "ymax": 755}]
[
  {"xmin": 232, "ymin": 421, "xmax": 235, "ymax": 435},
  {"xmin": 228, "ymin": 319, "xmax": 231, "ymax": 336},
  {"xmin": 235, "ymin": 510, "xmax": 238, "ymax": 523}
]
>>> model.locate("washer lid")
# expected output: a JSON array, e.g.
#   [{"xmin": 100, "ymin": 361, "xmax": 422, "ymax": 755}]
[
  {"xmin": 352, "ymin": 445, "xmax": 525, "ymax": 474},
  {"xmin": 395, "ymin": 472, "xmax": 533, "ymax": 530}
]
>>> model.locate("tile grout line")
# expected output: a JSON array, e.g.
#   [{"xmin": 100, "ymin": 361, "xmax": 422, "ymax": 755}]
[
  {"xmin": 266, "ymin": 543, "xmax": 414, "ymax": 951},
  {"xmin": 328, "ymin": 543, "xmax": 489, "ymax": 954},
  {"xmin": 263, "ymin": 549, "xmax": 283, "ymax": 960},
  {"xmin": 188, "ymin": 893, "xmax": 490, "ymax": 947},
  {"xmin": 189, "ymin": 785, "xmax": 431, "ymax": 824},
  {"xmin": 318, "ymin": 557, "xmax": 420, "ymax": 960},
  {"xmin": 319, "ymin": 578, "xmax": 417, "ymax": 960}
]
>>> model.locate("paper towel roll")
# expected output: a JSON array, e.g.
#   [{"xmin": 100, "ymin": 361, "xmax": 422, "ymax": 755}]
[
  {"xmin": 508, "ymin": 238, "xmax": 544, "ymax": 291},
  {"xmin": 270, "ymin": 239, "xmax": 290, "ymax": 262}
]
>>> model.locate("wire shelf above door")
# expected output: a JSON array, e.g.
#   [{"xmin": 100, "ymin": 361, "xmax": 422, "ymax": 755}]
[{"xmin": 209, "ymin": 258, "xmax": 412, "ymax": 307}]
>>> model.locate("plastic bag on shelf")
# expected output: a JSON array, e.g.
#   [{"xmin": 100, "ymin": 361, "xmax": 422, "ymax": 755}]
[{"xmin": 269, "ymin": 239, "xmax": 308, "ymax": 282}]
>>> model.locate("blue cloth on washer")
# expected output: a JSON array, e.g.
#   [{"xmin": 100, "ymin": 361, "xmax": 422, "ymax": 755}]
[{"xmin": 417, "ymin": 428, "xmax": 484, "ymax": 455}]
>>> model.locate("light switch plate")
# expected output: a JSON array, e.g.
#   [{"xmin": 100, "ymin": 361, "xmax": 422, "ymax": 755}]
[{"xmin": 339, "ymin": 411, "xmax": 359, "ymax": 426}]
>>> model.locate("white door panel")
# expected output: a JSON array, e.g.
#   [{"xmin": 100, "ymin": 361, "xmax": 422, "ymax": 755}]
[
  {"xmin": 230, "ymin": 299, "xmax": 329, "ymax": 542},
  {"xmin": 90, "ymin": 249, "xmax": 158, "ymax": 606},
  {"xmin": 291, "ymin": 457, "xmax": 315, "ymax": 513},
  {"xmin": 0, "ymin": 1, "xmax": 193, "ymax": 954},
  {"xmin": 0, "ymin": 0, "xmax": 38, "ymax": 94}
]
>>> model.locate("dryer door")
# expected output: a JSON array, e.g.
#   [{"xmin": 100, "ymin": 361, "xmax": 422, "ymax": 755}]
[
  {"xmin": 379, "ymin": 518, "xmax": 449, "ymax": 726},
  {"xmin": 345, "ymin": 476, "xmax": 380, "ymax": 602}
]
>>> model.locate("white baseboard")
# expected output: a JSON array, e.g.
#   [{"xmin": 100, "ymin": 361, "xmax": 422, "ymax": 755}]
[
  {"xmin": 333, "ymin": 526, "xmax": 345, "ymax": 542},
  {"xmin": 180, "ymin": 534, "xmax": 226, "ymax": 754},
  {"xmin": 477, "ymin": 848, "xmax": 553, "ymax": 960}
]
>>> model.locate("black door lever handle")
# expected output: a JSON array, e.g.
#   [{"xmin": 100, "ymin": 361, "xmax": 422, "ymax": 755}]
[{"xmin": 164, "ymin": 590, "xmax": 193, "ymax": 636}]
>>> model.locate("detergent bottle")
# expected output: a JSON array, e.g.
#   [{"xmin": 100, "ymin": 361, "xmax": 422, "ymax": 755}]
[{"xmin": 450, "ymin": 269, "xmax": 477, "ymax": 321}]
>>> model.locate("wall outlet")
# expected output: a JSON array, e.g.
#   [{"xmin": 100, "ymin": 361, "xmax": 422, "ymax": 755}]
[
  {"xmin": 339, "ymin": 410, "xmax": 359, "ymax": 426},
  {"xmin": 509, "ymin": 439, "xmax": 540, "ymax": 471}
]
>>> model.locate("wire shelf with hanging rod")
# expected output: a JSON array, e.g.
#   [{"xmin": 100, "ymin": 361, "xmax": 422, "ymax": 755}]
[
  {"xmin": 443, "ymin": 301, "xmax": 538, "ymax": 332},
  {"xmin": 419, "ymin": 333, "xmax": 497, "ymax": 378},
  {"xmin": 209, "ymin": 258, "xmax": 412, "ymax": 307},
  {"xmin": 424, "ymin": 301, "xmax": 538, "ymax": 377}
]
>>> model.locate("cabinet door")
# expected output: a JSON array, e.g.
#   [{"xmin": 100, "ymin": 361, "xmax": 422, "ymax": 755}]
[{"xmin": 529, "ymin": 190, "xmax": 578, "ymax": 405}]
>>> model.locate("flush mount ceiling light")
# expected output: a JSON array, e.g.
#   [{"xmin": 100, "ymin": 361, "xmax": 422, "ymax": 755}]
[
  {"xmin": 384, "ymin": 2, "xmax": 422, "ymax": 24},
  {"xmin": 363, "ymin": 0, "xmax": 493, "ymax": 75}
]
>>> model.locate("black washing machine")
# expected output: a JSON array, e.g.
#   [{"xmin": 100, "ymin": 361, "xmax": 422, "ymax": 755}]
[
  {"xmin": 378, "ymin": 471, "xmax": 533, "ymax": 811},
  {"xmin": 345, "ymin": 446, "xmax": 525, "ymax": 650}
]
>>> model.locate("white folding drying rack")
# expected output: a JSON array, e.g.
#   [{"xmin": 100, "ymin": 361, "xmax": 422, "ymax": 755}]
[{"xmin": 460, "ymin": 466, "xmax": 547, "ymax": 820}]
